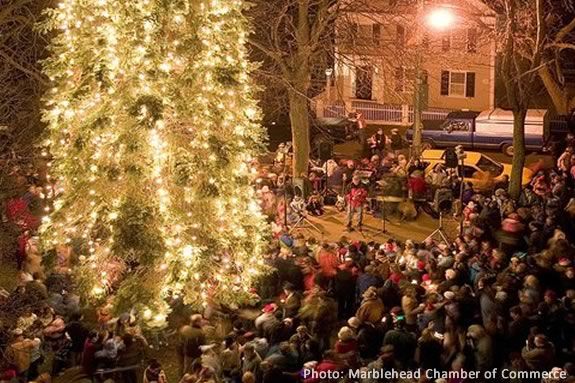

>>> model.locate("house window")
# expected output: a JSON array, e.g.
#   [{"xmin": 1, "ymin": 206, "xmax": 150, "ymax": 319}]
[
  {"xmin": 351, "ymin": 24, "xmax": 380, "ymax": 46},
  {"xmin": 440, "ymin": 71, "xmax": 476, "ymax": 97},
  {"xmin": 395, "ymin": 67, "xmax": 417, "ymax": 92},
  {"xmin": 355, "ymin": 66, "xmax": 373, "ymax": 100},
  {"xmin": 449, "ymin": 72, "xmax": 466, "ymax": 96},
  {"xmin": 467, "ymin": 28, "xmax": 477, "ymax": 53},
  {"xmin": 348, "ymin": 22, "xmax": 359, "ymax": 42}
]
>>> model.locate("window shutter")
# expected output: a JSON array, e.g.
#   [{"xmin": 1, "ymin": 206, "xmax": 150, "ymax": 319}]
[
  {"xmin": 465, "ymin": 72, "xmax": 476, "ymax": 97},
  {"xmin": 396, "ymin": 25, "xmax": 405, "ymax": 48},
  {"xmin": 440, "ymin": 71, "xmax": 449, "ymax": 96},
  {"xmin": 373, "ymin": 24, "xmax": 381, "ymax": 46}
]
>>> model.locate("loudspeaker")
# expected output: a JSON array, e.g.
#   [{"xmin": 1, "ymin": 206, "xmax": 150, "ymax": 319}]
[
  {"xmin": 318, "ymin": 141, "xmax": 334, "ymax": 162},
  {"xmin": 434, "ymin": 188, "xmax": 453, "ymax": 213}
]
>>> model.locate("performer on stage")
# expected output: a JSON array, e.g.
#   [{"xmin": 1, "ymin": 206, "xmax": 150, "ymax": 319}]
[{"xmin": 345, "ymin": 174, "xmax": 368, "ymax": 231}]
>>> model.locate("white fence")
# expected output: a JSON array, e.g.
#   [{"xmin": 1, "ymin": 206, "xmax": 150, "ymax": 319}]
[{"xmin": 320, "ymin": 100, "xmax": 452, "ymax": 125}]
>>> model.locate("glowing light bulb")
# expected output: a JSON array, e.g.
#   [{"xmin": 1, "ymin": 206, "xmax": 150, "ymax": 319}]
[
  {"xmin": 143, "ymin": 309, "xmax": 152, "ymax": 320},
  {"xmin": 182, "ymin": 245, "xmax": 194, "ymax": 259}
]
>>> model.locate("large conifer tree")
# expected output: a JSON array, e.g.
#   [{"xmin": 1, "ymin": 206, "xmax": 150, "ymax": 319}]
[{"xmin": 40, "ymin": 0, "xmax": 268, "ymax": 324}]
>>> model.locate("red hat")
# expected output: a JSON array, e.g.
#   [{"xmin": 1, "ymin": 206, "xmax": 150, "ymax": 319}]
[
  {"xmin": 262, "ymin": 303, "xmax": 278, "ymax": 313},
  {"xmin": 390, "ymin": 306, "xmax": 402, "ymax": 315},
  {"xmin": 559, "ymin": 258, "xmax": 571, "ymax": 267},
  {"xmin": 417, "ymin": 260, "xmax": 426, "ymax": 271},
  {"xmin": 544, "ymin": 290, "xmax": 557, "ymax": 299},
  {"xmin": 422, "ymin": 274, "xmax": 431, "ymax": 282},
  {"xmin": 389, "ymin": 273, "xmax": 402, "ymax": 284}
]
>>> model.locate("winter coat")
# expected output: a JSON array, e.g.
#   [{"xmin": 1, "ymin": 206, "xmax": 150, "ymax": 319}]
[
  {"xmin": 177, "ymin": 325, "xmax": 206, "ymax": 361},
  {"xmin": 355, "ymin": 298, "xmax": 385, "ymax": 324},
  {"xmin": 382, "ymin": 329, "xmax": 416, "ymax": 366},
  {"xmin": 7, "ymin": 338, "xmax": 40, "ymax": 373},
  {"xmin": 317, "ymin": 249, "xmax": 340, "ymax": 278},
  {"xmin": 521, "ymin": 344, "xmax": 555, "ymax": 371}
]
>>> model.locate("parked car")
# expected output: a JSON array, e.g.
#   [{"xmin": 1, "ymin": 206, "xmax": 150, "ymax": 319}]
[
  {"xmin": 406, "ymin": 109, "xmax": 550, "ymax": 156},
  {"xmin": 420, "ymin": 149, "xmax": 534, "ymax": 193}
]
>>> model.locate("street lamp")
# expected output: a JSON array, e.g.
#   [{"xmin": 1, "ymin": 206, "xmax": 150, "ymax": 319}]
[
  {"xmin": 427, "ymin": 8, "xmax": 455, "ymax": 30},
  {"xmin": 412, "ymin": 5, "xmax": 456, "ymax": 158}
]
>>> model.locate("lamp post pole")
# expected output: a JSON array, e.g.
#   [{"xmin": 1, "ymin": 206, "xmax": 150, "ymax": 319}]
[
  {"xmin": 412, "ymin": 0, "xmax": 425, "ymax": 159},
  {"xmin": 325, "ymin": 68, "xmax": 333, "ymax": 105}
]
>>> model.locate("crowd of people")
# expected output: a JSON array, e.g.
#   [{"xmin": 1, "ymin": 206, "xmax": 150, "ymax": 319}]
[{"xmin": 1, "ymin": 127, "xmax": 575, "ymax": 383}]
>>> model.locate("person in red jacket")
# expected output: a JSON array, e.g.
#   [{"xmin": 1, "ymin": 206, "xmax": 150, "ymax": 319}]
[
  {"xmin": 408, "ymin": 170, "xmax": 427, "ymax": 199},
  {"xmin": 345, "ymin": 175, "xmax": 368, "ymax": 231},
  {"xmin": 317, "ymin": 243, "xmax": 339, "ymax": 279},
  {"xmin": 302, "ymin": 351, "xmax": 344, "ymax": 383}
]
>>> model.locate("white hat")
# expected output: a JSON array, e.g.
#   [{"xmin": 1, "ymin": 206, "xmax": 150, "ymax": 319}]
[
  {"xmin": 200, "ymin": 344, "xmax": 217, "ymax": 353},
  {"xmin": 12, "ymin": 328, "xmax": 23, "ymax": 336},
  {"xmin": 443, "ymin": 291, "xmax": 456, "ymax": 300}
]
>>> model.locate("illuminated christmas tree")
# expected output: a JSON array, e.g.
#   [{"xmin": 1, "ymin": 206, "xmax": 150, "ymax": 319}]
[{"xmin": 40, "ymin": 0, "xmax": 268, "ymax": 324}]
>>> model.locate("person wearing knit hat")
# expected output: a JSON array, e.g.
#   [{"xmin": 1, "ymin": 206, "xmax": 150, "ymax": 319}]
[
  {"xmin": 337, "ymin": 326, "xmax": 355, "ymax": 342},
  {"xmin": 335, "ymin": 326, "xmax": 358, "ymax": 361},
  {"xmin": 443, "ymin": 291, "xmax": 456, "ymax": 301},
  {"xmin": 445, "ymin": 269, "xmax": 457, "ymax": 280},
  {"xmin": 421, "ymin": 274, "xmax": 431, "ymax": 283},
  {"xmin": 356, "ymin": 287, "xmax": 385, "ymax": 324},
  {"xmin": 347, "ymin": 317, "xmax": 361, "ymax": 329},
  {"xmin": 416, "ymin": 260, "xmax": 426, "ymax": 272}
]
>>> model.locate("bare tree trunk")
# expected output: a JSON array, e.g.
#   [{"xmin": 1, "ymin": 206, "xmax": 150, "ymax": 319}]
[
  {"xmin": 288, "ymin": 89, "xmax": 310, "ymax": 177},
  {"xmin": 538, "ymin": 66, "xmax": 573, "ymax": 115},
  {"xmin": 509, "ymin": 109, "xmax": 527, "ymax": 200}
]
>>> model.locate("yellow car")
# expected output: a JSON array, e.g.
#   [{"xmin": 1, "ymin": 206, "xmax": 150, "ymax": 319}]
[{"xmin": 420, "ymin": 150, "xmax": 533, "ymax": 192}]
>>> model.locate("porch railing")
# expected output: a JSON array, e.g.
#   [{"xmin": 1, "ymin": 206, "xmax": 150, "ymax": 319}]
[{"xmin": 319, "ymin": 100, "xmax": 453, "ymax": 125}]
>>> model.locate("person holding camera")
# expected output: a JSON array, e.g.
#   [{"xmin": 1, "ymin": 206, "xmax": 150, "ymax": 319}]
[{"xmin": 521, "ymin": 334, "xmax": 556, "ymax": 372}]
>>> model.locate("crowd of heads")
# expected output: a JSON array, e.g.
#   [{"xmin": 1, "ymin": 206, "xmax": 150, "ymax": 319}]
[{"xmin": 1, "ymin": 131, "xmax": 575, "ymax": 382}]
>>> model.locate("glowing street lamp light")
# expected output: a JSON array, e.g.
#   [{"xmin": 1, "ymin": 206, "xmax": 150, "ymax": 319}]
[{"xmin": 427, "ymin": 8, "xmax": 456, "ymax": 30}]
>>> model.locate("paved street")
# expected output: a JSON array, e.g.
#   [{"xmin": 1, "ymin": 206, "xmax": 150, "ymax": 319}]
[{"xmin": 291, "ymin": 205, "xmax": 458, "ymax": 243}]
